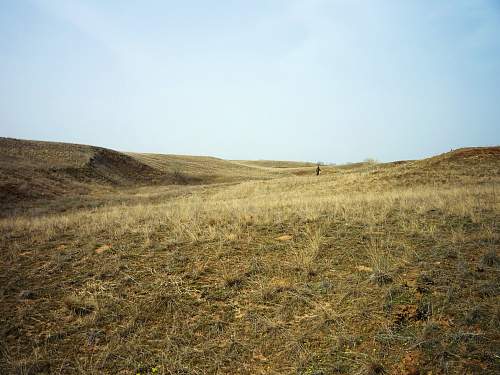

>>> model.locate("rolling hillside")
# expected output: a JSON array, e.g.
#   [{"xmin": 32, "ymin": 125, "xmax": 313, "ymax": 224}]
[
  {"xmin": 0, "ymin": 140, "xmax": 499, "ymax": 374},
  {"xmin": 232, "ymin": 159, "xmax": 316, "ymax": 168},
  {"xmin": 126, "ymin": 152, "xmax": 287, "ymax": 183},
  {"xmin": 2, "ymin": 138, "xmax": 498, "ymax": 209},
  {"xmin": 0, "ymin": 138, "xmax": 171, "ymax": 203},
  {"xmin": 0, "ymin": 138, "xmax": 291, "ymax": 208}
]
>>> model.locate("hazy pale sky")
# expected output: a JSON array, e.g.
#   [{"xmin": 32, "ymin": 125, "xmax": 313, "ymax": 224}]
[{"xmin": 1, "ymin": 1, "xmax": 499, "ymax": 163}]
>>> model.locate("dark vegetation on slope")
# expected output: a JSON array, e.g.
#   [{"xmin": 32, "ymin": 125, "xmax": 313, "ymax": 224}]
[{"xmin": 0, "ymin": 138, "xmax": 176, "ymax": 203}]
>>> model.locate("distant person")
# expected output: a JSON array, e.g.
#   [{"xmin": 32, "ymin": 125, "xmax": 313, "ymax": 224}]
[{"xmin": 316, "ymin": 164, "xmax": 321, "ymax": 176}]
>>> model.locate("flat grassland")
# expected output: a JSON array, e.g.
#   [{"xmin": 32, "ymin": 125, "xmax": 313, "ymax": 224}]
[{"xmin": 0, "ymin": 139, "xmax": 499, "ymax": 375}]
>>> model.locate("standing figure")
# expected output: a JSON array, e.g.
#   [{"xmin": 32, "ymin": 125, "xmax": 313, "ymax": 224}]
[{"xmin": 316, "ymin": 164, "xmax": 321, "ymax": 176}]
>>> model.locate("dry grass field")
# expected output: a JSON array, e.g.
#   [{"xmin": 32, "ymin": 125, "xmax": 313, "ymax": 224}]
[
  {"xmin": 0, "ymin": 139, "xmax": 499, "ymax": 374},
  {"xmin": 126, "ymin": 153, "xmax": 288, "ymax": 184},
  {"xmin": 230, "ymin": 160, "xmax": 316, "ymax": 169}
]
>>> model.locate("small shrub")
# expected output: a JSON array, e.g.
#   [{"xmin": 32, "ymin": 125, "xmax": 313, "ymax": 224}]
[
  {"xmin": 481, "ymin": 249, "xmax": 499, "ymax": 267},
  {"xmin": 365, "ymin": 361, "xmax": 386, "ymax": 375},
  {"xmin": 64, "ymin": 294, "xmax": 96, "ymax": 316}
]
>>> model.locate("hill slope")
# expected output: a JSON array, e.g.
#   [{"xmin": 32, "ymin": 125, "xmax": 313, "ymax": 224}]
[
  {"xmin": 2, "ymin": 138, "xmax": 498, "ymax": 208},
  {"xmin": 232, "ymin": 159, "xmax": 316, "ymax": 168},
  {"xmin": 0, "ymin": 138, "xmax": 175, "ymax": 204},
  {"xmin": 0, "ymin": 138, "xmax": 289, "ymax": 208},
  {"xmin": 126, "ymin": 153, "xmax": 287, "ymax": 183},
  {"xmin": 387, "ymin": 146, "xmax": 500, "ymax": 186}
]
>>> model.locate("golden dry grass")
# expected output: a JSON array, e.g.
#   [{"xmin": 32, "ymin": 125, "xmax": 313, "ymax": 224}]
[
  {"xmin": 0, "ymin": 147, "xmax": 499, "ymax": 374},
  {"xmin": 231, "ymin": 160, "xmax": 316, "ymax": 169},
  {"xmin": 127, "ymin": 153, "xmax": 291, "ymax": 183}
]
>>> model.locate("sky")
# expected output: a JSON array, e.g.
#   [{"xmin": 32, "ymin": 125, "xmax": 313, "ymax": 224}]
[{"xmin": 1, "ymin": 0, "xmax": 499, "ymax": 163}]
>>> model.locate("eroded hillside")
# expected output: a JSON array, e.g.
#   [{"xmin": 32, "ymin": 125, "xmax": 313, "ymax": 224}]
[{"xmin": 0, "ymin": 138, "xmax": 291, "ymax": 213}]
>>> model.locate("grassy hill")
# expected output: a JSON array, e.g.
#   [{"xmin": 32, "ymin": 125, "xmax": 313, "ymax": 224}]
[
  {"xmin": 0, "ymin": 141, "xmax": 499, "ymax": 374},
  {"xmin": 127, "ymin": 152, "xmax": 288, "ymax": 183},
  {"xmin": 0, "ymin": 138, "xmax": 298, "ymax": 213},
  {"xmin": 0, "ymin": 138, "xmax": 171, "ymax": 204},
  {"xmin": 233, "ymin": 159, "xmax": 317, "ymax": 168}
]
